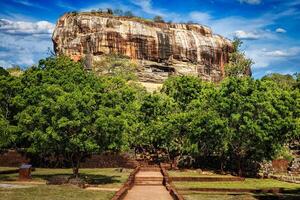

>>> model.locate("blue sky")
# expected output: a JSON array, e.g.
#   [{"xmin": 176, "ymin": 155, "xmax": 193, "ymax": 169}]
[{"xmin": 0, "ymin": 0, "xmax": 299, "ymax": 78}]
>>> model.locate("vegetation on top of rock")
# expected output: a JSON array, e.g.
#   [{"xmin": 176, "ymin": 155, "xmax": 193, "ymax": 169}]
[
  {"xmin": 67, "ymin": 9, "xmax": 170, "ymax": 24},
  {"xmin": 153, "ymin": 15, "xmax": 165, "ymax": 23}
]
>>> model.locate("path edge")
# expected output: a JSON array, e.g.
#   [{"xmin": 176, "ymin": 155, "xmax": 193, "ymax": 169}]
[
  {"xmin": 160, "ymin": 164, "xmax": 185, "ymax": 200},
  {"xmin": 111, "ymin": 166, "xmax": 140, "ymax": 200}
]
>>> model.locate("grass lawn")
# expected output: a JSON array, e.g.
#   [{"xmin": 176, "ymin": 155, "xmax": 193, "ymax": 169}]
[
  {"xmin": 0, "ymin": 167, "xmax": 17, "ymax": 171},
  {"xmin": 174, "ymin": 178, "xmax": 300, "ymax": 191},
  {"xmin": 0, "ymin": 168, "xmax": 132, "ymax": 200},
  {"xmin": 183, "ymin": 193, "xmax": 300, "ymax": 200},
  {"xmin": 0, "ymin": 168, "xmax": 132, "ymax": 188},
  {"xmin": 168, "ymin": 170, "xmax": 234, "ymax": 177},
  {"xmin": 0, "ymin": 185, "xmax": 114, "ymax": 200}
]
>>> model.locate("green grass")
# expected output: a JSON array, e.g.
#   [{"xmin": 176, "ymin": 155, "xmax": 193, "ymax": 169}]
[
  {"xmin": 183, "ymin": 193, "xmax": 300, "ymax": 200},
  {"xmin": 168, "ymin": 170, "xmax": 234, "ymax": 177},
  {"xmin": 0, "ymin": 185, "xmax": 114, "ymax": 200},
  {"xmin": 174, "ymin": 178, "xmax": 300, "ymax": 190},
  {"xmin": 0, "ymin": 167, "xmax": 17, "ymax": 171},
  {"xmin": 0, "ymin": 168, "xmax": 132, "ymax": 188}
]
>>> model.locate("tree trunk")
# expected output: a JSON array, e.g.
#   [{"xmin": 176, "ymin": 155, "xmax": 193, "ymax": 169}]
[
  {"xmin": 237, "ymin": 155, "xmax": 242, "ymax": 177},
  {"xmin": 71, "ymin": 156, "xmax": 80, "ymax": 178},
  {"xmin": 166, "ymin": 148, "xmax": 172, "ymax": 169},
  {"xmin": 220, "ymin": 160, "xmax": 224, "ymax": 174},
  {"xmin": 73, "ymin": 167, "xmax": 79, "ymax": 178}
]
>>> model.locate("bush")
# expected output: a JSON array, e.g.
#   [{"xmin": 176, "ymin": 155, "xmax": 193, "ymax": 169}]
[{"xmin": 153, "ymin": 15, "xmax": 164, "ymax": 23}]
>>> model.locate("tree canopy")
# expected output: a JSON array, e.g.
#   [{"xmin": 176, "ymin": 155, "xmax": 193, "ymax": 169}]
[
  {"xmin": 0, "ymin": 56, "xmax": 298, "ymax": 177},
  {"xmin": 225, "ymin": 38, "xmax": 253, "ymax": 77}
]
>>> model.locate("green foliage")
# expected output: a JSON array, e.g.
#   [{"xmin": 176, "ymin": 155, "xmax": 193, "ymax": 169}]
[
  {"xmin": 93, "ymin": 54, "xmax": 138, "ymax": 81},
  {"xmin": 225, "ymin": 38, "xmax": 253, "ymax": 77},
  {"xmin": 153, "ymin": 15, "xmax": 164, "ymax": 23},
  {"xmin": 13, "ymin": 56, "xmax": 143, "ymax": 175},
  {"xmin": 0, "ymin": 67, "xmax": 9, "ymax": 76},
  {"xmin": 107, "ymin": 8, "xmax": 113, "ymax": 15},
  {"xmin": 218, "ymin": 78, "xmax": 296, "ymax": 174},
  {"xmin": 161, "ymin": 76, "xmax": 206, "ymax": 110},
  {"xmin": 123, "ymin": 11, "xmax": 134, "ymax": 17},
  {"xmin": 0, "ymin": 74, "xmax": 21, "ymax": 152},
  {"xmin": 0, "ymin": 54, "xmax": 298, "ymax": 177},
  {"xmin": 160, "ymin": 75, "xmax": 299, "ymax": 175},
  {"xmin": 0, "ymin": 115, "xmax": 16, "ymax": 152},
  {"xmin": 262, "ymin": 73, "xmax": 297, "ymax": 90},
  {"xmin": 137, "ymin": 93, "xmax": 177, "ymax": 148},
  {"xmin": 295, "ymin": 73, "xmax": 300, "ymax": 89},
  {"xmin": 113, "ymin": 9, "xmax": 123, "ymax": 16},
  {"xmin": 274, "ymin": 146, "xmax": 293, "ymax": 161}
]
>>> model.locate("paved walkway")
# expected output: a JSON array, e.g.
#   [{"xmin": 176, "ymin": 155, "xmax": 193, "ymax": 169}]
[{"xmin": 123, "ymin": 169, "xmax": 173, "ymax": 200}]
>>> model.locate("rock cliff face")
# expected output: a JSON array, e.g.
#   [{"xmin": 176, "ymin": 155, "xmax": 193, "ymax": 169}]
[{"xmin": 52, "ymin": 13, "xmax": 233, "ymax": 83}]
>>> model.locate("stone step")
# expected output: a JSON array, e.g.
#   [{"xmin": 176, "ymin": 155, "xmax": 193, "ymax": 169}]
[
  {"xmin": 134, "ymin": 180, "xmax": 163, "ymax": 185},
  {"xmin": 139, "ymin": 168, "xmax": 161, "ymax": 172},
  {"xmin": 135, "ymin": 177, "xmax": 163, "ymax": 181}
]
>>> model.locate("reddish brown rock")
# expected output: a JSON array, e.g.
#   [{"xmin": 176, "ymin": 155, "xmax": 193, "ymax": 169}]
[{"xmin": 52, "ymin": 12, "xmax": 233, "ymax": 83}]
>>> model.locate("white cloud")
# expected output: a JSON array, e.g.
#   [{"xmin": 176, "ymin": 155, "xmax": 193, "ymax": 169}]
[
  {"xmin": 0, "ymin": 60, "xmax": 12, "ymax": 69},
  {"xmin": 239, "ymin": 0, "xmax": 261, "ymax": 5},
  {"xmin": 0, "ymin": 19, "xmax": 54, "ymax": 35},
  {"xmin": 11, "ymin": 0, "xmax": 48, "ymax": 10},
  {"xmin": 186, "ymin": 5, "xmax": 300, "ymax": 72},
  {"xmin": 56, "ymin": 1, "xmax": 76, "ymax": 10},
  {"xmin": 264, "ymin": 50, "xmax": 290, "ymax": 57},
  {"xmin": 263, "ymin": 48, "xmax": 300, "ymax": 57},
  {"xmin": 244, "ymin": 46, "xmax": 300, "ymax": 69},
  {"xmin": 234, "ymin": 29, "xmax": 276, "ymax": 40},
  {"xmin": 130, "ymin": 0, "xmax": 166, "ymax": 17},
  {"xmin": 275, "ymin": 28, "xmax": 287, "ymax": 33},
  {"xmin": 0, "ymin": 0, "xmax": 298, "ymax": 77},
  {"xmin": 189, "ymin": 12, "xmax": 212, "ymax": 25},
  {"xmin": 188, "ymin": 12, "xmax": 274, "ymax": 39},
  {"xmin": 234, "ymin": 30, "xmax": 261, "ymax": 40},
  {"xmin": 0, "ymin": 19, "xmax": 54, "ymax": 68}
]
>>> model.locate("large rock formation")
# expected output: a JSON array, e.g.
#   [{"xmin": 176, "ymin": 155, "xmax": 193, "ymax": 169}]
[{"xmin": 52, "ymin": 12, "xmax": 233, "ymax": 83}]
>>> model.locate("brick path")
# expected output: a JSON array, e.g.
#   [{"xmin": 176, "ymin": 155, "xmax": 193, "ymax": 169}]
[{"xmin": 123, "ymin": 168, "xmax": 173, "ymax": 200}]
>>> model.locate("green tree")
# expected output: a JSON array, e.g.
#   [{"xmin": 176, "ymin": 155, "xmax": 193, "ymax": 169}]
[
  {"xmin": 161, "ymin": 76, "xmax": 206, "ymax": 110},
  {"xmin": 113, "ymin": 9, "xmax": 124, "ymax": 16},
  {"xmin": 16, "ymin": 56, "xmax": 141, "ymax": 176},
  {"xmin": 0, "ymin": 67, "xmax": 9, "ymax": 76},
  {"xmin": 136, "ymin": 92, "xmax": 191, "ymax": 164},
  {"xmin": 294, "ymin": 73, "xmax": 300, "ymax": 89},
  {"xmin": 0, "ymin": 73, "xmax": 21, "ymax": 153},
  {"xmin": 153, "ymin": 15, "xmax": 164, "ymax": 23},
  {"xmin": 138, "ymin": 93, "xmax": 177, "ymax": 147},
  {"xmin": 217, "ymin": 77, "xmax": 297, "ymax": 175},
  {"xmin": 107, "ymin": 8, "xmax": 113, "ymax": 15},
  {"xmin": 262, "ymin": 73, "xmax": 296, "ymax": 90},
  {"xmin": 225, "ymin": 38, "xmax": 253, "ymax": 77},
  {"xmin": 188, "ymin": 85, "xmax": 230, "ymax": 172},
  {"xmin": 124, "ymin": 11, "xmax": 134, "ymax": 17}
]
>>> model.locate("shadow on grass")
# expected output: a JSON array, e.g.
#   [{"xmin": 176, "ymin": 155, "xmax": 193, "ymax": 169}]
[
  {"xmin": 0, "ymin": 174, "xmax": 18, "ymax": 181},
  {"xmin": 32, "ymin": 173, "xmax": 122, "ymax": 185},
  {"xmin": 254, "ymin": 193, "xmax": 300, "ymax": 200},
  {"xmin": 224, "ymin": 193, "xmax": 300, "ymax": 200},
  {"xmin": 183, "ymin": 190, "xmax": 300, "ymax": 200}
]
